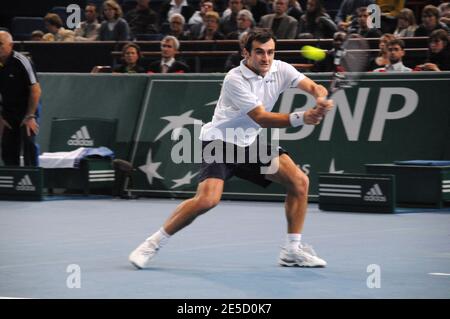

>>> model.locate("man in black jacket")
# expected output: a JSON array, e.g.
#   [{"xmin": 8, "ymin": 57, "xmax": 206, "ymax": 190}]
[
  {"xmin": 0, "ymin": 31, "xmax": 41, "ymax": 166},
  {"xmin": 147, "ymin": 36, "xmax": 190, "ymax": 73}
]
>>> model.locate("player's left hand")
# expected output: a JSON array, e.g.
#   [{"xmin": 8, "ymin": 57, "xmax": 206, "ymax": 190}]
[{"xmin": 21, "ymin": 117, "xmax": 39, "ymax": 136}]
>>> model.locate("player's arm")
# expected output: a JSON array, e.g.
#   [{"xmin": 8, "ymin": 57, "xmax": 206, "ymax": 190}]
[
  {"xmin": 21, "ymin": 82, "xmax": 41, "ymax": 136},
  {"xmin": 247, "ymin": 105, "xmax": 324, "ymax": 128}
]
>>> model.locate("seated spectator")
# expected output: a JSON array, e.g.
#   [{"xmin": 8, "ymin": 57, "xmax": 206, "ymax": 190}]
[
  {"xmin": 377, "ymin": 0, "xmax": 405, "ymax": 34},
  {"xmin": 189, "ymin": 1, "xmax": 214, "ymax": 25},
  {"xmin": 31, "ymin": 30, "xmax": 44, "ymax": 41},
  {"xmin": 226, "ymin": 9, "xmax": 255, "ymax": 39},
  {"xmin": 312, "ymin": 31, "xmax": 346, "ymax": 72},
  {"xmin": 148, "ymin": 36, "xmax": 190, "ymax": 73},
  {"xmin": 368, "ymin": 33, "xmax": 396, "ymax": 70},
  {"xmin": 124, "ymin": 0, "xmax": 159, "ymax": 38},
  {"xmin": 415, "ymin": 29, "xmax": 450, "ymax": 71},
  {"xmin": 91, "ymin": 43, "xmax": 146, "ymax": 73},
  {"xmin": 160, "ymin": 0, "xmax": 195, "ymax": 23},
  {"xmin": 349, "ymin": 6, "xmax": 382, "ymax": 38},
  {"xmin": 195, "ymin": 11, "xmax": 225, "ymax": 40},
  {"xmin": 98, "ymin": 0, "xmax": 130, "ymax": 41},
  {"xmin": 224, "ymin": 31, "xmax": 249, "ymax": 71},
  {"xmin": 259, "ymin": 0, "xmax": 298, "ymax": 39},
  {"xmin": 393, "ymin": 8, "xmax": 417, "ymax": 37},
  {"xmin": 74, "ymin": 3, "xmax": 101, "ymax": 41},
  {"xmin": 43, "ymin": 13, "xmax": 75, "ymax": 41},
  {"xmin": 244, "ymin": 0, "xmax": 269, "ymax": 24},
  {"xmin": 221, "ymin": 0, "xmax": 244, "ymax": 36},
  {"xmin": 167, "ymin": 13, "xmax": 190, "ymax": 40},
  {"xmin": 373, "ymin": 38, "xmax": 411, "ymax": 72},
  {"xmin": 414, "ymin": 5, "xmax": 449, "ymax": 37},
  {"xmin": 439, "ymin": 2, "xmax": 450, "ymax": 29},
  {"xmin": 297, "ymin": 0, "xmax": 337, "ymax": 39},
  {"xmin": 335, "ymin": 0, "xmax": 375, "ymax": 32},
  {"xmin": 287, "ymin": 0, "xmax": 303, "ymax": 21}
]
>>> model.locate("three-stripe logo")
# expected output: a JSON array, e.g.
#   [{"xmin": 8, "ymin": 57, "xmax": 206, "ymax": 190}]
[
  {"xmin": 67, "ymin": 126, "xmax": 94, "ymax": 146},
  {"xmin": 363, "ymin": 184, "xmax": 386, "ymax": 202},
  {"xmin": 16, "ymin": 174, "xmax": 36, "ymax": 191}
]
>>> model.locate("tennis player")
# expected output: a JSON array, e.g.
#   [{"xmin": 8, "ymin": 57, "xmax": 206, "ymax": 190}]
[{"xmin": 129, "ymin": 29, "xmax": 333, "ymax": 268}]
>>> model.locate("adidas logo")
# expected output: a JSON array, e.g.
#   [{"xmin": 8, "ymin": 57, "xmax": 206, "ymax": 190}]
[
  {"xmin": 363, "ymin": 183, "xmax": 386, "ymax": 202},
  {"xmin": 16, "ymin": 174, "xmax": 36, "ymax": 191},
  {"xmin": 67, "ymin": 126, "xmax": 94, "ymax": 146}
]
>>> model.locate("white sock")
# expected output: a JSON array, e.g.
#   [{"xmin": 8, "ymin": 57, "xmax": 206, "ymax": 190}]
[
  {"xmin": 147, "ymin": 227, "xmax": 171, "ymax": 248},
  {"xmin": 286, "ymin": 233, "xmax": 302, "ymax": 252}
]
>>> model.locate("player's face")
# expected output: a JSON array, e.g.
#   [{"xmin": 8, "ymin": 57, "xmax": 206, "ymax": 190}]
[{"xmin": 244, "ymin": 39, "xmax": 275, "ymax": 76}]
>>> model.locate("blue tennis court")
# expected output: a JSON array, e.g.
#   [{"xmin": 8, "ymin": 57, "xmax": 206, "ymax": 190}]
[{"xmin": 0, "ymin": 197, "xmax": 449, "ymax": 299}]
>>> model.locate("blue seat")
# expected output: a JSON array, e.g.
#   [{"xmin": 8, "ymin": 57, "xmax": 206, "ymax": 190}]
[{"xmin": 11, "ymin": 17, "xmax": 46, "ymax": 41}]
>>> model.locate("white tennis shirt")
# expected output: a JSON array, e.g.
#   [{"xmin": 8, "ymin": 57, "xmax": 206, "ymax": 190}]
[{"xmin": 199, "ymin": 59, "xmax": 306, "ymax": 147}]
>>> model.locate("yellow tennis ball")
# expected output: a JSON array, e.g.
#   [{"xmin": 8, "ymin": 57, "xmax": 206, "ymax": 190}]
[{"xmin": 301, "ymin": 45, "xmax": 326, "ymax": 61}]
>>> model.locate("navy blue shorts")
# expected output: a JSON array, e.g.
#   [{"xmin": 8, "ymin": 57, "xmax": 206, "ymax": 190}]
[{"xmin": 198, "ymin": 139, "xmax": 289, "ymax": 188}]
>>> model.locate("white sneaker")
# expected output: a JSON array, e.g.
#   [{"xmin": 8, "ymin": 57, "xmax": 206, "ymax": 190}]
[
  {"xmin": 279, "ymin": 243, "xmax": 327, "ymax": 267},
  {"xmin": 129, "ymin": 239, "xmax": 160, "ymax": 269}
]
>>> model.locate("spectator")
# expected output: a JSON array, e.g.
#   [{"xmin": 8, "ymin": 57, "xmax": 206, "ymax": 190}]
[
  {"xmin": 414, "ymin": 5, "xmax": 449, "ymax": 37},
  {"xmin": 124, "ymin": 0, "xmax": 159, "ymax": 38},
  {"xmin": 74, "ymin": 3, "xmax": 101, "ymax": 41},
  {"xmin": 114, "ymin": 43, "xmax": 147, "ymax": 73},
  {"xmin": 196, "ymin": 11, "xmax": 226, "ymax": 40},
  {"xmin": 259, "ymin": 0, "xmax": 298, "ymax": 39},
  {"xmin": 224, "ymin": 31, "xmax": 249, "ymax": 71},
  {"xmin": 189, "ymin": 1, "xmax": 214, "ymax": 25},
  {"xmin": 160, "ymin": 0, "xmax": 195, "ymax": 23},
  {"xmin": 297, "ymin": 0, "xmax": 337, "ymax": 39},
  {"xmin": 43, "ymin": 13, "xmax": 75, "ymax": 41},
  {"xmin": 393, "ymin": 8, "xmax": 417, "ymax": 37},
  {"xmin": 167, "ymin": 13, "xmax": 190, "ymax": 40},
  {"xmin": 30, "ymin": 30, "xmax": 44, "ymax": 41},
  {"xmin": 334, "ymin": 0, "xmax": 374, "ymax": 32},
  {"xmin": 439, "ymin": 2, "xmax": 450, "ymax": 29},
  {"xmin": 288, "ymin": 0, "xmax": 303, "ymax": 21},
  {"xmin": 220, "ymin": 0, "xmax": 244, "ymax": 36},
  {"xmin": 415, "ymin": 29, "xmax": 450, "ymax": 71},
  {"xmin": 98, "ymin": 0, "xmax": 130, "ymax": 41},
  {"xmin": 368, "ymin": 33, "xmax": 396, "ymax": 70},
  {"xmin": 243, "ymin": 0, "xmax": 269, "ymax": 23},
  {"xmin": 0, "ymin": 31, "xmax": 41, "ymax": 167},
  {"xmin": 373, "ymin": 38, "xmax": 411, "ymax": 72},
  {"xmin": 226, "ymin": 9, "xmax": 255, "ymax": 39},
  {"xmin": 148, "ymin": 36, "xmax": 190, "ymax": 73},
  {"xmin": 312, "ymin": 31, "xmax": 346, "ymax": 72},
  {"xmin": 377, "ymin": 0, "xmax": 405, "ymax": 34},
  {"xmin": 349, "ymin": 6, "xmax": 382, "ymax": 38}
]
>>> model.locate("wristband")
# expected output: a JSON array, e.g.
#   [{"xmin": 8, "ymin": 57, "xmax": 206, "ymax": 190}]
[
  {"xmin": 289, "ymin": 111, "xmax": 305, "ymax": 127},
  {"xmin": 24, "ymin": 114, "xmax": 36, "ymax": 120}
]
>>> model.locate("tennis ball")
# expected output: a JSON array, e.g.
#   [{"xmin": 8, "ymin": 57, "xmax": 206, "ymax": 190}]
[{"xmin": 301, "ymin": 45, "xmax": 326, "ymax": 61}]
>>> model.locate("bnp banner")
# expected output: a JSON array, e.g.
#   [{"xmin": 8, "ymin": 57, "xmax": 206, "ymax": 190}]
[{"xmin": 127, "ymin": 72, "xmax": 450, "ymax": 201}]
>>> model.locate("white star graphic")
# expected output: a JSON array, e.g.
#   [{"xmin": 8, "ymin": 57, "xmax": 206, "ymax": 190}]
[
  {"xmin": 139, "ymin": 149, "xmax": 163, "ymax": 185},
  {"xmin": 154, "ymin": 110, "xmax": 203, "ymax": 141},
  {"xmin": 171, "ymin": 171, "xmax": 199, "ymax": 189},
  {"xmin": 329, "ymin": 158, "xmax": 344, "ymax": 174}
]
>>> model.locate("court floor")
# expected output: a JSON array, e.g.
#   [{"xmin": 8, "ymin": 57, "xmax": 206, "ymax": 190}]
[{"xmin": 0, "ymin": 197, "xmax": 449, "ymax": 299}]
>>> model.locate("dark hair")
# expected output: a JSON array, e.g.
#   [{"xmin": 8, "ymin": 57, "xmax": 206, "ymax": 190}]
[
  {"xmin": 244, "ymin": 29, "xmax": 277, "ymax": 52},
  {"xmin": 44, "ymin": 13, "xmax": 63, "ymax": 28},
  {"xmin": 122, "ymin": 42, "xmax": 141, "ymax": 57},
  {"xmin": 429, "ymin": 29, "xmax": 449, "ymax": 45},
  {"xmin": 422, "ymin": 5, "xmax": 439, "ymax": 18},
  {"xmin": 387, "ymin": 38, "xmax": 405, "ymax": 50}
]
